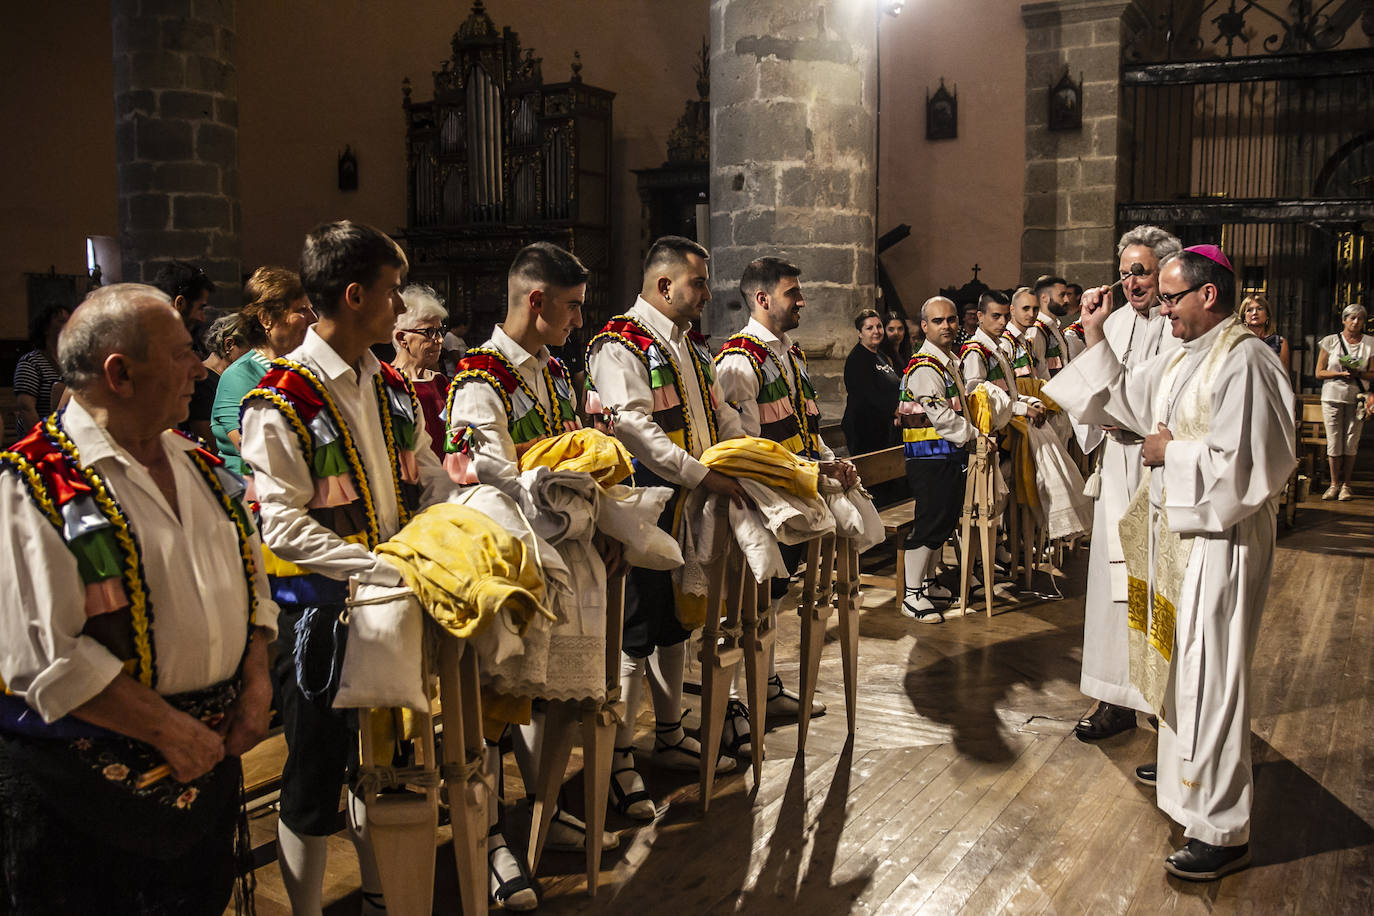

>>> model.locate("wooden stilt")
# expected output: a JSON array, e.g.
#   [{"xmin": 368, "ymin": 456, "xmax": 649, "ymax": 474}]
[
  {"xmin": 698, "ymin": 508, "xmax": 743, "ymax": 812},
  {"xmin": 796, "ymin": 536, "xmax": 834, "ymax": 753},
  {"xmin": 834, "ymin": 537, "xmax": 860, "ymax": 732},
  {"xmin": 1020, "ymin": 504, "xmax": 1035, "ymax": 589},
  {"xmin": 527, "ymin": 700, "xmax": 576, "ymax": 873},
  {"xmin": 348, "ymin": 581, "xmax": 440, "ymax": 916},
  {"xmin": 740, "ymin": 570, "xmax": 773, "ymax": 785},
  {"xmin": 957, "ymin": 451, "xmax": 979, "ymax": 616},
  {"xmin": 438, "ymin": 637, "xmax": 488, "ymax": 916},
  {"xmin": 956, "ymin": 437, "xmax": 999, "ymax": 618},
  {"xmin": 579, "ymin": 570, "xmax": 625, "ymax": 897},
  {"xmin": 356, "ymin": 705, "xmax": 440, "ymax": 916}
]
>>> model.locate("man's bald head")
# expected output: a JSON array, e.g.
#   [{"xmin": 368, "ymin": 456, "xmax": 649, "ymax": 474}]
[
  {"xmin": 920, "ymin": 296, "xmax": 956, "ymax": 322},
  {"xmin": 59, "ymin": 284, "xmax": 172, "ymax": 391}
]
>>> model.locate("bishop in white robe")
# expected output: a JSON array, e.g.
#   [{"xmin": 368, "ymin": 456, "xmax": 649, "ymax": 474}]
[{"xmin": 1046, "ymin": 246, "xmax": 1295, "ymax": 879}]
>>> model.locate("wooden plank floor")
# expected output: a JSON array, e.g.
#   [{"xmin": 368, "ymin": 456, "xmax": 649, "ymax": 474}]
[{"xmin": 237, "ymin": 470, "xmax": 1374, "ymax": 916}]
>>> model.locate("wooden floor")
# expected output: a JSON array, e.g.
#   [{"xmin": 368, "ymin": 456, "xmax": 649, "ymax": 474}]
[{"xmin": 239, "ymin": 471, "xmax": 1374, "ymax": 916}]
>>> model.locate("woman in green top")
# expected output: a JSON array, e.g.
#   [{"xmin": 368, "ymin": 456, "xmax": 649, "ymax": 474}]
[{"xmin": 211, "ymin": 266, "xmax": 317, "ymax": 473}]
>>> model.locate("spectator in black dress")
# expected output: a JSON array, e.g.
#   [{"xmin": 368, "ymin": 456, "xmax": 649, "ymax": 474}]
[
  {"xmin": 881, "ymin": 311, "xmax": 913, "ymax": 368},
  {"xmin": 1241, "ymin": 294, "xmax": 1291, "ymax": 375},
  {"xmin": 842, "ymin": 308, "xmax": 902, "ymax": 456},
  {"xmin": 12, "ymin": 301, "xmax": 70, "ymax": 437}
]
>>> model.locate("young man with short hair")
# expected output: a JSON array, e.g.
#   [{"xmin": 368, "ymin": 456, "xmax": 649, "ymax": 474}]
[
  {"xmin": 714, "ymin": 256, "xmax": 854, "ymax": 754},
  {"xmin": 586, "ymin": 236, "xmax": 746, "ymax": 819},
  {"xmin": 240, "ymin": 220, "xmax": 458, "ymax": 916},
  {"xmin": 445, "ymin": 241, "xmax": 619, "ymax": 911}
]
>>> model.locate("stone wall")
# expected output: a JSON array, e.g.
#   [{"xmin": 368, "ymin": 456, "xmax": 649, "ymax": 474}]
[
  {"xmin": 112, "ymin": 0, "xmax": 239, "ymax": 297},
  {"xmin": 1020, "ymin": 0, "xmax": 1128, "ymax": 287},
  {"xmin": 707, "ymin": 0, "xmax": 877, "ymax": 355}
]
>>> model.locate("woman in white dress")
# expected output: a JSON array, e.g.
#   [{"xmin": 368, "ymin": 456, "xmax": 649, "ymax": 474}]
[{"xmin": 1315, "ymin": 303, "xmax": 1374, "ymax": 500}]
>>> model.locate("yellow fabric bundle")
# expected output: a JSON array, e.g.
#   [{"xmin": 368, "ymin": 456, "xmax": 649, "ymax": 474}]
[
  {"xmin": 518, "ymin": 427, "xmax": 634, "ymax": 487},
  {"xmin": 376, "ymin": 503, "xmax": 554, "ymax": 641},
  {"xmin": 698, "ymin": 436, "xmax": 819, "ymax": 500},
  {"xmin": 1015, "ymin": 377, "xmax": 1062, "ymax": 414},
  {"xmin": 1005, "ymin": 417, "xmax": 1040, "ymax": 510},
  {"xmin": 965, "ymin": 386, "xmax": 999, "ymax": 435}
]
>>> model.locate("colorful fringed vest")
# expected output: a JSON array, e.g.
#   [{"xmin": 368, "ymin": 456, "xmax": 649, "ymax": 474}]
[
  {"xmin": 241, "ymin": 358, "xmax": 421, "ymax": 605},
  {"xmin": 1064, "ymin": 320, "xmax": 1084, "ymax": 344},
  {"xmin": 0, "ymin": 413, "xmax": 260, "ymax": 690},
  {"xmin": 588, "ymin": 315, "xmax": 722, "ymax": 454},
  {"xmin": 444, "ymin": 347, "xmax": 580, "ymax": 464},
  {"xmin": 959, "ymin": 339, "xmax": 1009, "ymax": 391},
  {"xmin": 1035, "ymin": 315, "xmax": 1066, "ymax": 371},
  {"xmin": 1002, "ymin": 328, "xmax": 1036, "ymax": 378},
  {"xmin": 716, "ymin": 333, "xmax": 821, "ymax": 458},
  {"xmin": 898, "ymin": 353, "xmax": 965, "ymax": 459}
]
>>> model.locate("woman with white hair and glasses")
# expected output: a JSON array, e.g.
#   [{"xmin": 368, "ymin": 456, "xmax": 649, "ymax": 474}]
[
  {"xmin": 1316, "ymin": 302, "xmax": 1374, "ymax": 500},
  {"xmin": 393, "ymin": 284, "xmax": 451, "ymax": 459}
]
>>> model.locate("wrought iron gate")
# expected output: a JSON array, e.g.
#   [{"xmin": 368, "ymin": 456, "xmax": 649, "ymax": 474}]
[{"xmin": 1118, "ymin": 1, "xmax": 1374, "ymax": 386}]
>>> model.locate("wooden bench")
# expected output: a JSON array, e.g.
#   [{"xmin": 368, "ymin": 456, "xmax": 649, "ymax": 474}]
[
  {"xmin": 1298, "ymin": 394, "xmax": 1327, "ymax": 486},
  {"xmin": 849, "ymin": 445, "xmax": 916, "ymax": 596}
]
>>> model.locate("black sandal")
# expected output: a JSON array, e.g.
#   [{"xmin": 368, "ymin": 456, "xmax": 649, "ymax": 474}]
[
  {"xmin": 901, "ymin": 585, "xmax": 944, "ymax": 624},
  {"xmin": 722, "ymin": 699, "xmax": 752, "ymax": 757},
  {"xmin": 488, "ymin": 834, "xmax": 538, "ymax": 911},
  {"xmin": 609, "ymin": 746, "xmax": 655, "ymax": 820}
]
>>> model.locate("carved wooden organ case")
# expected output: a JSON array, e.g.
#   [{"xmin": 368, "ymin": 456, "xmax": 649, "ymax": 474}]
[{"xmin": 400, "ymin": 1, "xmax": 614, "ymax": 336}]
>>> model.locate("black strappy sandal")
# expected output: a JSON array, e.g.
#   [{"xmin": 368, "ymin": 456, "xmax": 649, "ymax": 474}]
[
  {"xmin": 901, "ymin": 585, "xmax": 944, "ymax": 624},
  {"xmin": 488, "ymin": 833, "xmax": 538, "ymax": 911},
  {"xmin": 609, "ymin": 746, "xmax": 655, "ymax": 820},
  {"xmin": 721, "ymin": 699, "xmax": 753, "ymax": 757}
]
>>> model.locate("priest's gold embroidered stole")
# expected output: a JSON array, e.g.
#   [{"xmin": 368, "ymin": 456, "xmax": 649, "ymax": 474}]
[{"xmin": 1118, "ymin": 317, "xmax": 1251, "ymax": 715}]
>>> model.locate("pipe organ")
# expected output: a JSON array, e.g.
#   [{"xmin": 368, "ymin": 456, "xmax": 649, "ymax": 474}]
[{"xmin": 401, "ymin": 1, "xmax": 615, "ymax": 336}]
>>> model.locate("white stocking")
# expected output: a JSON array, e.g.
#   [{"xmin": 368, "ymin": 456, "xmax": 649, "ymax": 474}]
[
  {"xmin": 512, "ymin": 708, "xmax": 543, "ymax": 796},
  {"xmin": 647, "ymin": 642, "xmax": 686, "ymax": 729},
  {"xmin": 904, "ymin": 546, "xmax": 933, "ymax": 595},
  {"xmin": 484, "ymin": 743, "xmax": 503, "ymax": 831},
  {"xmin": 276, "ymin": 820, "xmax": 327, "ymax": 916},
  {"xmin": 616, "ymin": 653, "xmax": 647, "ymax": 749}
]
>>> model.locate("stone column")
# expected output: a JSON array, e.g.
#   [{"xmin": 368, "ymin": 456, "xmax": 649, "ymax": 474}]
[
  {"xmin": 1021, "ymin": 0, "xmax": 1130, "ymax": 286},
  {"xmin": 112, "ymin": 0, "xmax": 240, "ymax": 298},
  {"xmin": 708, "ymin": 0, "xmax": 877, "ymax": 354}
]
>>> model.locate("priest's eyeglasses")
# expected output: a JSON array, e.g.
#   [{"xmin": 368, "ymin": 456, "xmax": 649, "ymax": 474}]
[{"xmin": 1157, "ymin": 284, "xmax": 1205, "ymax": 306}]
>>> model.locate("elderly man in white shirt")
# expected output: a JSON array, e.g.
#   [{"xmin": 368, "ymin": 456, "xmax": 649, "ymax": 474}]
[
  {"xmin": 587, "ymin": 235, "xmax": 748, "ymax": 819},
  {"xmin": 240, "ymin": 221, "xmax": 458, "ymax": 916},
  {"xmin": 0, "ymin": 284, "xmax": 277, "ymax": 913}
]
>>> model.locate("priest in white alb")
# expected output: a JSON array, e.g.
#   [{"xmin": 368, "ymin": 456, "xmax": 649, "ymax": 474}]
[{"xmin": 1044, "ymin": 245, "xmax": 1295, "ymax": 881}]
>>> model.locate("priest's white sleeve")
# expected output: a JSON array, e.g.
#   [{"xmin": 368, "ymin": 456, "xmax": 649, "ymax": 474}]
[
  {"xmin": 1161, "ymin": 340, "xmax": 1296, "ymax": 535},
  {"xmin": 1043, "ymin": 340, "xmax": 1162, "ymax": 438}
]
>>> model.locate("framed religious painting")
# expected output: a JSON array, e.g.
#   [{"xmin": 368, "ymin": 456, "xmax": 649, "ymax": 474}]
[{"xmin": 926, "ymin": 78, "xmax": 957, "ymax": 141}]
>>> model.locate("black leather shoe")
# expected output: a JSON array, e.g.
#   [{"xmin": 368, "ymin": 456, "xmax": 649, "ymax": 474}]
[
  {"xmin": 1134, "ymin": 762, "xmax": 1156, "ymax": 786},
  {"xmin": 1074, "ymin": 702, "xmax": 1137, "ymax": 741},
  {"xmin": 1163, "ymin": 840, "xmax": 1250, "ymax": 881}
]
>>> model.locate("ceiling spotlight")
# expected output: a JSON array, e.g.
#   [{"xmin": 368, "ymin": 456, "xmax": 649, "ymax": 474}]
[{"xmin": 885, "ymin": 1, "xmax": 905, "ymax": 16}]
